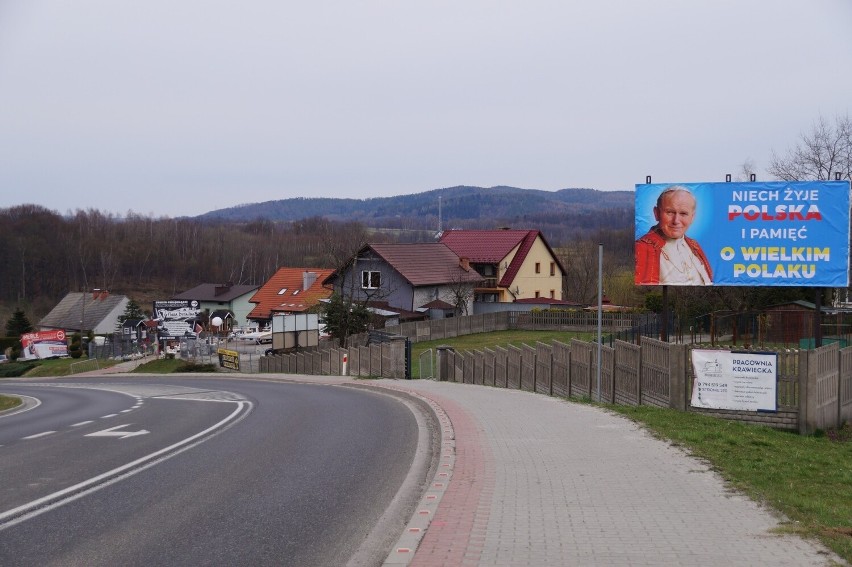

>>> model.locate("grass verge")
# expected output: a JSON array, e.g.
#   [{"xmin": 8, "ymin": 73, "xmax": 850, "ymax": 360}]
[
  {"xmin": 1, "ymin": 357, "xmax": 123, "ymax": 378},
  {"xmin": 132, "ymin": 359, "xmax": 217, "ymax": 373},
  {"xmin": 606, "ymin": 404, "xmax": 852, "ymax": 561},
  {"xmin": 0, "ymin": 394, "xmax": 22, "ymax": 411},
  {"xmin": 410, "ymin": 330, "xmax": 596, "ymax": 378}
]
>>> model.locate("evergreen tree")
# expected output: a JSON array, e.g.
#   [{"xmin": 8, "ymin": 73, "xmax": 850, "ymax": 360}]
[
  {"xmin": 116, "ymin": 299, "xmax": 146, "ymax": 331},
  {"xmin": 322, "ymin": 293, "xmax": 370, "ymax": 347},
  {"xmin": 5, "ymin": 308, "xmax": 33, "ymax": 338},
  {"xmin": 69, "ymin": 332, "xmax": 83, "ymax": 359}
]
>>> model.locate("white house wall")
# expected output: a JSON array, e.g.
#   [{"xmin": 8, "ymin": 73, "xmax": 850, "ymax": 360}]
[
  {"xmin": 413, "ymin": 285, "xmax": 475, "ymax": 315},
  {"xmin": 93, "ymin": 297, "xmax": 130, "ymax": 335}
]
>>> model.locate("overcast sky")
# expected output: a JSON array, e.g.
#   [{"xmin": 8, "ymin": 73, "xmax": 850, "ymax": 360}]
[{"xmin": 1, "ymin": 1, "xmax": 850, "ymax": 218}]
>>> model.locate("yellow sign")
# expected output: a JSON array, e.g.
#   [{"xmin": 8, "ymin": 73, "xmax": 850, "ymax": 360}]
[{"xmin": 217, "ymin": 348, "xmax": 240, "ymax": 371}]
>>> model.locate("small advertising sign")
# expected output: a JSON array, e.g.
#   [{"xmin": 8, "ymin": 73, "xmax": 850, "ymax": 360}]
[
  {"xmin": 217, "ymin": 348, "xmax": 240, "ymax": 371},
  {"xmin": 690, "ymin": 350, "xmax": 777, "ymax": 411},
  {"xmin": 153, "ymin": 300, "xmax": 201, "ymax": 339},
  {"xmin": 20, "ymin": 330, "xmax": 69, "ymax": 360}
]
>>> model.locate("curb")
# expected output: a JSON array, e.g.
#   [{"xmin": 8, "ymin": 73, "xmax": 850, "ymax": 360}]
[{"xmin": 380, "ymin": 388, "xmax": 455, "ymax": 566}]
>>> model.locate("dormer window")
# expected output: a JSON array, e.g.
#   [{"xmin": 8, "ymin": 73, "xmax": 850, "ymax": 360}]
[
  {"xmin": 277, "ymin": 288, "xmax": 288, "ymax": 295},
  {"xmin": 293, "ymin": 289, "xmax": 300, "ymax": 295}
]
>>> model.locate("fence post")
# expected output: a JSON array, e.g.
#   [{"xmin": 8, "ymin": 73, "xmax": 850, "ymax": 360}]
[
  {"xmin": 549, "ymin": 353, "xmax": 554, "ymax": 397},
  {"xmin": 436, "ymin": 345, "xmax": 454, "ymax": 381},
  {"xmin": 668, "ymin": 344, "xmax": 687, "ymax": 410},
  {"xmin": 799, "ymin": 349, "xmax": 812, "ymax": 435}
]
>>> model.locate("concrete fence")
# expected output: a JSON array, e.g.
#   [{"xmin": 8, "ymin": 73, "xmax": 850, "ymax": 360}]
[
  {"xmin": 260, "ymin": 311, "xmax": 851, "ymax": 434},
  {"xmin": 259, "ymin": 337, "xmax": 408, "ymax": 379},
  {"xmin": 436, "ymin": 337, "xmax": 852, "ymax": 434},
  {"xmin": 346, "ymin": 310, "xmax": 650, "ymax": 347}
]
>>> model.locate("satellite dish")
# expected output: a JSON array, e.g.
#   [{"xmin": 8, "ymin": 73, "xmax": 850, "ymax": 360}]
[{"xmin": 211, "ymin": 316, "xmax": 223, "ymax": 327}]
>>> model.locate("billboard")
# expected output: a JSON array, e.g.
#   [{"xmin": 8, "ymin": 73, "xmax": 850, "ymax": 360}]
[
  {"xmin": 21, "ymin": 330, "xmax": 69, "ymax": 360},
  {"xmin": 153, "ymin": 300, "xmax": 202, "ymax": 339},
  {"xmin": 690, "ymin": 350, "xmax": 777, "ymax": 412},
  {"xmin": 635, "ymin": 181, "xmax": 851, "ymax": 286}
]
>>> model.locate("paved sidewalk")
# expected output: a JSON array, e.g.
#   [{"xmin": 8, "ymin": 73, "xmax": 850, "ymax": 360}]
[{"xmin": 376, "ymin": 380, "xmax": 841, "ymax": 567}]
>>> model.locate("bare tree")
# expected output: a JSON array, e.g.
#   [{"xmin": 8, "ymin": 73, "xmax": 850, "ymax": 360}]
[
  {"xmin": 736, "ymin": 158, "xmax": 758, "ymax": 182},
  {"xmin": 768, "ymin": 115, "xmax": 852, "ymax": 181},
  {"xmin": 443, "ymin": 272, "xmax": 480, "ymax": 316},
  {"xmin": 558, "ymin": 240, "xmax": 600, "ymax": 304}
]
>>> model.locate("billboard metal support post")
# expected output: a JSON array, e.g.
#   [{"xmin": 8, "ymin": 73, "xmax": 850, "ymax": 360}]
[
  {"xmin": 814, "ymin": 287, "xmax": 823, "ymax": 348},
  {"xmin": 596, "ymin": 243, "xmax": 603, "ymax": 402}
]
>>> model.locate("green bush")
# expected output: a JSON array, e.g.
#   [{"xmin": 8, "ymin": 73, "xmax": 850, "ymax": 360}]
[
  {"xmin": 0, "ymin": 361, "xmax": 39, "ymax": 378},
  {"xmin": 69, "ymin": 332, "xmax": 82, "ymax": 359},
  {"xmin": 179, "ymin": 361, "xmax": 217, "ymax": 373}
]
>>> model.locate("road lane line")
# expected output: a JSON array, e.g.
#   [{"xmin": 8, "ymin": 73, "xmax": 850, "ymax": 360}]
[
  {"xmin": 22, "ymin": 431, "xmax": 56, "ymax": 440},
  {"xmin": 71, "ymin": 421, "xmax": 94, "ymax": 427},
  {"xmin": 100, "ymin": 414, "xmax": 118, "ymax": 419},
  {"xmin": 0, "ymin": 400, "xmax": 252, "ymax": 530}
]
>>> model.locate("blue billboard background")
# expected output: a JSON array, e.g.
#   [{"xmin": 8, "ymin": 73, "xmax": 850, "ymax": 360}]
[{"xmin": 635, "ymin": 181, "xmax": 851, "ymax": 287}]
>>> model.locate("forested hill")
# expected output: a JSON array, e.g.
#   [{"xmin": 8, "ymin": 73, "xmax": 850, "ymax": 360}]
[{"xmin": 196, "ymin": 186, "xmax": 635, "ymax": 228}]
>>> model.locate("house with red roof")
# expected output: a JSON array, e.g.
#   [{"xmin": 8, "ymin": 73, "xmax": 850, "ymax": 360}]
[
  {"xmin": 323, "ymin": 243, "xmax": 483, "ymax": 319},
  {"xmin": 246, "ymin": 268, "xmax": 335, "ymax": 328},
  {"xmin": 439, "ymin": 229, "xmax": 566, "ymax": 304}
]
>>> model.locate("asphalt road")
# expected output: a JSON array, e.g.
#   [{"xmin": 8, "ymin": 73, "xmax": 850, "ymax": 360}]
[{"xmin": 0, "ymin": 376, "xmax": 428, "ymax": 566}]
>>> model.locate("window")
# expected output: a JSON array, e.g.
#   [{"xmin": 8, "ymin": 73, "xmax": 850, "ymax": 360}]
[
  {"xmin": 550, "ymin": 262, "xmax": 556, "ymax": 276},
  {"xmin": 535, "ymin": 291, "xmax": 540, "ymax": 298},
  {"xmin": 535, "ymin": 262, "xmax": 541, "ymax": 274},
  {"xmin": 362, "ymin": 270, "xmax": 381, "ymax": 289},
  {"xmin": 550, "ymin": 290, "xmax": 555, "ymax": 299},
  {"xmin": 277, "ymin": 288, "xmax": 288, "ymax": 295}
]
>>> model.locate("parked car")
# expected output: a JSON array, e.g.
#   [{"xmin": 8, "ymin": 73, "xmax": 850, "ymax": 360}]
[{"xmin": 0, "ymin": 354, "xmax": 8, "ymax": 363}]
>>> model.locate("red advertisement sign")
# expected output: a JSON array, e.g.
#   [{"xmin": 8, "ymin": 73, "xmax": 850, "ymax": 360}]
[{"xmin": 20, "ymin": 330, "xmax": 69, "ymax": 360}]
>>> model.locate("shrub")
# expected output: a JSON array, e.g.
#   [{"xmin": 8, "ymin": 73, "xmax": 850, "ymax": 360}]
[
  {"xmin": 0, "ymin": 361, "xmax": 39, "ymax": 378},
  {"xmin": 69, "ymin": 332, "xmax": 82, "ymax": 359},
  {"xmin": 179, "ymin": 361, "xmax": 217, "ymax": 373}
]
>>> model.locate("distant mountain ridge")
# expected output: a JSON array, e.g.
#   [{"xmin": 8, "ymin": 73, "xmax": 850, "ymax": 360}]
[{"xmin": 196, "ymin": 185, "xmax": 635, "ymax": 225}]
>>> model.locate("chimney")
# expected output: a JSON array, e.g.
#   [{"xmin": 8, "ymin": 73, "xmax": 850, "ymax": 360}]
[
  {"xmin": 303, "ymin": 271, "xmax": 318, "ymax": 290},
  {"xmin": 459, "ymin": 257, "xmax": 470, "ymax": 271},
  {"xmin": 214, "ymin": 282, "xmax": 233, "ymax": 296}
]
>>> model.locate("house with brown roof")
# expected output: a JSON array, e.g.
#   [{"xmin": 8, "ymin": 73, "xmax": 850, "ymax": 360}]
[
  {"xmin": 172, "ymin": 282, "xmax": 259, "ymax": 330},
  {"xmin": 246, "ymin": 268, "xmax": 334, "ymax": 328},
  {"xmin": 323, "ymin": 243, "xmax": 483, "ymax": 318},
  {"xmin": 439, "ymin": 229, "xmax": 566, "ymax": 304}
]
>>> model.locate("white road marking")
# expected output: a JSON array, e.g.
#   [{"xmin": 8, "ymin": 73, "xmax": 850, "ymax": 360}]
[
  {"xmin": 71, "ymin": 421, "xmax": 94, "ymax": 427},
  {"xmin": 0, "ymin": 401, "xmax": 251, "ymax": 529},
  {"xmin": 86, "ymin": 424, "xmax": 149, "ymax": 439},
  {"xmin": 22, "ymin": 431, "xmax": 55, "ymax": 440},
  {"xmin": 100, "ymin": 414, "xmax": 118, "ymax": 419}
]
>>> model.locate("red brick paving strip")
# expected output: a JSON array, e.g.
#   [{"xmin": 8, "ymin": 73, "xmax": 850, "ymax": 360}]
[{"xmin": 409, "ymin": 394, "xmax": 495, "ymax": 567}]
